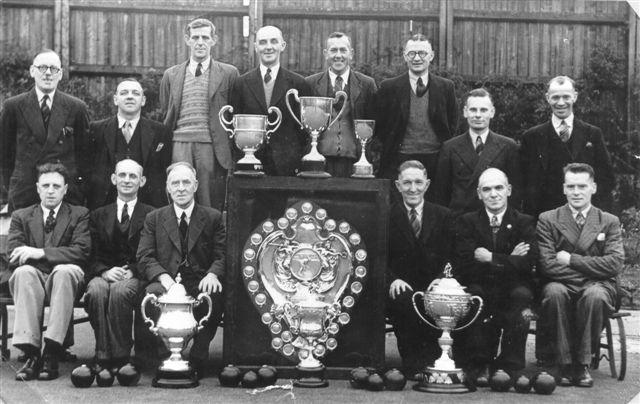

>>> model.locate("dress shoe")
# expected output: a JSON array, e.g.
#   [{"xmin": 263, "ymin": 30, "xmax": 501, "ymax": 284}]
[
  {"xmin": 574, "ymin": 365, "xmax": 594, "ymax": 387},
  {"xmin": 475, "ymin": 366, "xmax": 490, "ymax": 387},
  {"xmin": 15, "ymin": 356, "xmax": 40, "ymax": 381},
  {"xmin": 558, "ymin": 364, "xmax": 573, "ymax": 387},
  {"xmin": 38, "ymin": 354, "xmax": 60, "ymax": 380}
]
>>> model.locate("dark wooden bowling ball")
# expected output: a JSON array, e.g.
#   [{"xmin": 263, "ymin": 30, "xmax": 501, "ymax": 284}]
[
  {"xmin": 96, "ymin": 368, "xmax": 114, "ymax": 387},
  {"xmin": 116, "ymin": 363, "xmax": 140, "ymax": 386},
  {"xmin": 514, "ymin": 375, "xmax": 531, "ymax": 393},
  {"xmin": 241, "ymin": 370, "xmax": 259, "ymax": 388},
  {"xmin": 533, "ymin": 371, "xmax": 556, "ymax": 395},
  {"xmin": 257, "ymin": 365, "xmax": 278, "ymax": 386},
  {"xmin": 70, "ymin": 364, "xmax": 94, "ymax": 388},
  {"xmin": 489, "ymin": 369, "xmax": 512, "ymax": 392},
  {"xmin": 349, "ymin": 367, "xmax": 369, "ymax": 389},
  {"xmin": 383, "ymin": 368, "xmax": 406, "ymax": 391},
  {"xmin": 366, "ymin": 373, "xmax": 385, "ymax": 391},
  {"xmin": 219, "ymin": 364, "xmax": 242, "ymax": 387}
]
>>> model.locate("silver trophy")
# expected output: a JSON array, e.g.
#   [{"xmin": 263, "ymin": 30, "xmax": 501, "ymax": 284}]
[{"xmin": 351, "ymin": 119, "xmax": 375, "ymax": 179}]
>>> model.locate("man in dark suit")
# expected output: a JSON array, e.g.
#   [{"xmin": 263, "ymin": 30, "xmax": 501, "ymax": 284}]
[
  {"xmin": 160, "ymin": 18, "xmax": 239, "ymax": 210},
  {"xmin": 453, "ymin": 168, "xmax": 536, "ymax": 384},
  {"xmin": 375, "ymin": 34, "xmax": 458, "ymax": 182},
  {"xmin": 520, "ymin": 76, "xmax": 614, "ymax": 217},
  {"xmin": 137, "ymin": 162, "xmax": 225, "ymax": 378},
  {"xmin": 386, "ymin": 160, "xmax": 452, "ymax": 378},
  {"xmin": 229, "ymin": 25, "xmax": 313, "ymax": 176},
  {"xmin": 88, "ymin": 78, "xmax": 172, "ymax": 210},
  {"xmin": 1, "ymin": 50, "xmax": 90, "ymax": 211},
  {"xmin": 8, "ymin": 162, "xmax": 90, "ymax": 381},
  {"xmin": 536, "ymin": 163, "xmax": 624, "ymax": 388},
  {"xmin": 85, "ymin": 159, "xmax": 155, "ymax": 375},
  {"xmin": 305, "ymin": 32, "xmax": 378, "ymax": 177},
  {"xmin": 436, "ymin": 88, "xmax": 521, "ymax": 215}
]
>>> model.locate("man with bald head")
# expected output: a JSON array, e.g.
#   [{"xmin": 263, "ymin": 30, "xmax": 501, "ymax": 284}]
[
  {"xmin": 88, "ymin": 78, "xmax": 172, "ymax": 210},
  {"xmin": 453, "ymin": 168, "xmax": 536, "ymax": 384},
  {"xmin": 229, "ymin": 25, "xmax": 312, "ymax": 176},
  {"xmin": 1, "ymin": 49, "xmax": 90, "ymax": 211}
]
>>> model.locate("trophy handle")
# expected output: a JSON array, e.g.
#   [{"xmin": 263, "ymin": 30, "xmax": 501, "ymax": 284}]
[
  {"xmin": 195, "ymin": 292, "xmax": 213, "ymax": 332},
  {"xmin": 328, "ymin": 90, "xmax": 348, "ymax": 128},
  {"xmin": 285, "ymin": 88, "xmax": 303, "ymax": 129},
  {"xmin": 453, "ymin": 295, "xmax": 484, "ymax": 331},
  {"xmin": 411, "ymin": 291, "xmax": 440, "ymax": 330},
  {"xmin": 140, "ymin": 293, "xmax": 159, "ymax": 334},
  {"xmin": 265, "ymin": 106, "xmax": 282, "ymax": 142},
  {"xmin": 218, "ymin": 105, "xmax": 235, "ymax": 138}
]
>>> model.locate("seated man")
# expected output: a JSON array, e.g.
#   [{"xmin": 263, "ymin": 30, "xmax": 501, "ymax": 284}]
[
  {"xmin": 453, "ymin": 168, "xmax": 536, "ymax": 384},
  {"xmin": 386, "ymin": 160, "xmax": 452, "ymax": 378},
  {"xmin": 85, "ymin": 159, "xmax": 155, "ymax": 374},
  {"xmin": 536, "ymin": 163, "xmax": 624, "ymax": 387},
  {"xmin": 8, "ymin": 162, "xmax": 90, "ymax": 380},
  {"xmin": 137, "ymin": 162, "xmax": 225, "ymax": 378}
]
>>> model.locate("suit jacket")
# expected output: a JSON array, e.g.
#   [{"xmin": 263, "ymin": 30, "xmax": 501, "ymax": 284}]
[
  {"xmin": 1, "ymin": 89, "xmax": 90, "ymax": 210},
  {"xmin": 7, "ymin": 202, "xmax": 91, "ymax": 274},
  {"xmin": 229, "ymin": 67, "xmax": 313, "ymax": 176},
  {"xmin": 137, "ymin": 203, "xmax": 226, "ymax": 282},
  {"xmin": 376, "ymin": 72, "xmax": 458, "ymax": 177},
  {"xmin": 519, "ymin": 119, "xmax": 614, "ymax": 217},
  {"xmin": 536, "ymin": 205, "xmax": 624, "ymax": 295},
  {"xmin": 160, "ymin": 58, "xmax": 239, "ymax": 170},
  {"xmin": 88, "ymin": 201, "xmax": 154, "ymax": 279},
  {"xmin": 388, "ymin": 201, "xmax": 453, "ymax": 289},
  {"xmin": 87, "ymin": 116, "xmax": 172, "ymax": 210},
  {"xmin": 435, "ymin": 131, "xmax": 522, "ymax": 214},
  {"xmin": 454, "ymin": 207, "xmax": 537, "ymax": 286}
]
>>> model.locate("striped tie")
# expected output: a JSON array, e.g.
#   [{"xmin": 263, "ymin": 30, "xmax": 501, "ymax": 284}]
[
  {"xmin": 409, "ymin": 208, "xmax": 421, "ymax": 238},
  {"xmin": 559, "ymin": 120, "xmax": 570, "ymax": 142},
  {"xmin": 41, "ymin": 94, "xmax": 51, "ymax": 129}
]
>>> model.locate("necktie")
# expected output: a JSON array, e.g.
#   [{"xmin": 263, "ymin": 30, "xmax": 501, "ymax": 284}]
[
  {"xmin": 409, "ymin": 208, "xmax": 421, "ymax": 238},
  {"xmin": 490, "ymin": 215, "xmax": 500, "ymax": 233},
  {"xmin": 122, "ymin": 121, "xmax": 133, "ymax": 143},
  {"xmin": 559, "ymin": 120, "xmax": 570, "ymax": 142},
  {"xmin": 416, "ymin": 77, "xmax": 427, "ymax": 97},
  {"xmin": 41, "ymin": 94, "xmax": 51, "ymax": 129},
  {"xmin": 475, "ymin": 135, "xmax": 484, "ymax": 154},
  {"xmin": 333, "ymin": 75, "xmax": 343, "ymax": 95},
  {"xmin": 179, "ymin": 212, "xmax": 188, "ymax": 242},
  {"xmin": 121, "ymin": 203, "xmax": 130, "ymax": 225},
  {"xmin": 45, "ymin": 209, "xmax": 56, "ymax": 234},
  {"xmin": 195, "ymin": 62, "xmax": 203, "ymax": 77},
  {"xmin": 576, "ymin": 212, "xmax": 586, "ymax": 229},
  {"xmin": 264, "ymin": 68, "xmax": 272, "ymax": 84}
]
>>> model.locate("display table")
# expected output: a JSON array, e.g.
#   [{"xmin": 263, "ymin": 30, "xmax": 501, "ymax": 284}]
[{"xmin": 223, "ymin": 176, "xmax": 390, "ymax": 378}]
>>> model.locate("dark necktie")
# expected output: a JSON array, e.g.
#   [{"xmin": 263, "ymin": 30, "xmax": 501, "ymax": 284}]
[
  {"xmin": 575, "ymin": 212, "xmax": 586, "ymax": 229},
  {"xmin": 334, "ymin": 75, "xmax": 343, "ymax": 95},
  {"xmin": 490, "ymin": 214, "xmax": 499, "ymax": 246},
  {"xmin": 195, "ymin": 63, "xmax": 203, "ymax": 77},
  {"xmin": 416, "ymin": 77, "xmax": 427, "ymax": 97},
  {"xmin": 121, "ymin": 203, "xmax": 130, "ymax": 225},
  {"xmin": 558, "ymin": 120, "xmax": 570, "ymax": 142},
  {"xmin": 475, "ymin": 135, "xmax": 484, "ymax": 154},
  {"xmin": 264, "ymin": 68, "xmax": 272, "ymax": 84},
  {"xmin": 409, "ymin": 208, "xmax": 421, "ymax": 238},
  {"xmin": 179, "ymin": 212, "xmax": 188, "ymax": 243},
  {"xmin": 41, "ymin": 94, "xmax": 51, "ymax": 129},
  {"xmin": 45, "ymin": 209, "xmax": 56, "ymax": 234}
]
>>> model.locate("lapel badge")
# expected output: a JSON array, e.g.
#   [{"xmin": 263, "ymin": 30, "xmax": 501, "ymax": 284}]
[
  {"xmin": 156, "ymin": 143, "xmax": 164, "ymax": 152},
  {"xmin": 596, "ymin": 232, "xmax": 605, "ymax": 241}
]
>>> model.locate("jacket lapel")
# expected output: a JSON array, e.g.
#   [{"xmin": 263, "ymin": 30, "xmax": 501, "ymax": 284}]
[
  {"xmin": 43, "ymin": 92, "xmax": 68, "ymax": 151},
  {"xmin": 105, "ymin": 117, "xmax": 119, "ymax": 162},
  {"xmin": 398, "ymin": 73, "xmax": 411, "ymax": 124},
  {"xmin": 105, "ymin": 203, "xmax": 117, "ymax": 242},
  {"xmin": 138, "ymin": 118, "xmax": 154, "ymax": 167},
  {"xmin": 470, "ymin": 132, "xmax": 506, "ymax": 180},
  {"xmin": 246, "ymin": 68, "xmax": 268, "ymax": 111},
  {"xmin": 556, "ymin": 205, "xmax": 581, "ymax": 248},
  {"xmin": 128, "ymin": 202, "xmax": 146, "ymax": 240},
  {"xmin": 418, "ymin": 204, "xmax": 437, "ymax": 244},
  {"xmin": 187, "ymin": 205, "xmax": 205, "ymax": 253},
  {"xmin": 576, "ymin": 208, "xmax": 601, "ymax": 252},
  {"xmin": 208, "ymin": 59, "xmax": 224, "ymax": 103},
  {"xmin": 569, "ymin": 119, "xmax": 586, "ymax": 159},
  {"xmin": 348, "ymin": 71, "xmax": 361, "ymax": 107},
  {"xmin": 537, "ymin": 121, "xmax": 555, "ymax": 171},
  {"xmin": 316, "ymin": 72, "xmax": 330, "ymax": 97},
  {"xmin": 452, "ymin": 133, "xmax": 478, "ymax": 171},
  {"xmin": 171, "ymin": 62, "xmax": 188, "ymax": 118},
  {"xmin": 161, "ymin": 207, "xmax": 182, "ymax": 252},
  {"xmin": 21, "ymin": 90, "xmax": 48, "ymax": 144},
  {"xmin": 27, "ymin": 206, "xmax": 45, "ymax": 248},
  {"xmin": 270, "ymin": 68, "xmax": 288, "ymax": 107},
  {"xmin": 50, "ymin": 203, "xmax": 71, "ymax": 247}
]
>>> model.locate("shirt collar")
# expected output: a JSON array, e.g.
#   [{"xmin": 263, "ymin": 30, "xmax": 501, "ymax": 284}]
[
  {"xmin": 329, "ymin": 68, "xmax": 350, "ymax": 87},
  {"xmin": 568, "ymin": 204, "xmax": 591, "ymax": 219},
  {"xmin": 408, "ymin": 71, "xmax": 429, "ymax": 92},
  {"xmin": 188, "ymin": 57, "xmax": 211, "ymax": 76},
  {"xmin": 469, "ymin": 129, "xmax": 489, "ymax": 144},
  {"xmin": 485, "ymin": 207, "xmax": 507, "ymax": 225},
  {"xmin": 117, "ymin": 197, "xmax": 137, "ymax": 215},
  {"xmin": 552, "ymin": 113, "xmax": 574, "ymax": 129},
  {"xmin": 260, "ymin": 64, "xmax": 279, "ymax": 81},
  {"xmin": 41, "ymin": 202, "xmax": 62, "ymax": 219},
  {"xmin": 35, "ymin": 87, "xmax": 56, "ymax": 105},
  {"xmin": 117, "ymin": 114, "xmax": 141, "ymax": 132},
  {"xmin": 404, "ymin": 200, "xmax": 424, "ymax": 217},
  {"xmin": 174, "ymin": 201, "xmax": 195, "ymax": 221}
]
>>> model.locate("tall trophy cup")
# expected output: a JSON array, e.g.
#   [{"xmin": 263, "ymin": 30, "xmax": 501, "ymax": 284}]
[
  {"xmin": 351, "ymin": 119, "xmax": 375, "ymax": 179},
  {"xmin": 141, "ymin": 274, "xmax": 212, "ymax": 388},
  {"xmin": 412, "ymin": 264, "xmax": 483, "ymax": 393},
  {"xmin": 219, "ymin": 105, "xmax": 282, "ymax": 176},
  {"xmin": 285, "ymin": 89, "xmax": 348, "ymax": 178}
]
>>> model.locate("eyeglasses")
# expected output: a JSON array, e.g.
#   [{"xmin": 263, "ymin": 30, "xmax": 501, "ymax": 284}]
[
  {"xmin": 33, "ymin": 65, "xmax": 61, "ymax": 74},
  {"xmin": 405, "ymin": 51, "xmax": 430, "ymax": 59}
]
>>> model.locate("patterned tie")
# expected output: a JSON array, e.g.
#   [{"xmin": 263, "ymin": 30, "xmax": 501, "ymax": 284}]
[
  {"xmin": 558, "ymin": 120, "xmax": 571, "ymax": 142},
  {"xmin": 41, "ymin": 94, "xmax": 51, "ymax": 129},
  {"xmin": 122, "ymin": 121, "xmax": 133, "ymax": 143},
  {"xmin": 416, "ymin": 77, "xmax": 427, "ymax": 97},
  {"xmin": 475, "ymin": 135, "xmax": 484, "ymax": 155},
  {"xmin": 409, "ymin": 208, "xmax": 421, "ymax": 238},
  {"xmin": 490, "ymin": 215, "xmax": 500, "ymax": 234},
  {"xmin": 121, "ymin": 203, "xmax": 130, "ymax": 225},
  {"xmin": 264, "ymin": 68, "xmax": 272, "ymax": 84},
  {"xmin": 575, "ymin": 211, "xmax": 586, "ymax": 229},
  {"xmin": 334, "ymin": 75, "xmax": 343, "ymax": 94},
  {"xmin": 45, "ymin": 209, "xmax": 56, "ymax": 234},
  {"xmin": 195, "ymin": 63, "xmax": 203, "ymax": 77}
]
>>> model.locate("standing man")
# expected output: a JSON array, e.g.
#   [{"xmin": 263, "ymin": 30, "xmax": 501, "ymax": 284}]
[
  {"xmin": 160, "ymin": 18, "xmax": 239, "ymax": 210},
  {"xmin": 436, "ymin": 89, "xmax": 521, "ymax": 215},
  {"xmin": 88, "ymin": 78, "xmax": 172, "ymax": 210},
  {"xmin": 453, "ymin": 168, "xmax": 536, "ymax": 384},
  {"xmin": 376, "ymin": 34, "xmax": 458, "ymax": 181},
  {"xmin": 229, "ymin": 25, "xmax": 312, "ymax": 176},
  {"xmin": 305, "ymin": 32, "xmax": 378, "ymax": 177},
  {"xmin": 520, "ymin": 76, "xmax": 614, "ymax": 217},
  {"xmin": 137, "ymin": 162, "xmax": 225, "ymax": 378},
  {"xmin": 1, "ymin": 50, "xmax": 90, "ymax": 211},
  {"xmin": 8, "ymin": 163, "xmax": 90, "ymax": 381},
  {"xmin": 536, "ymin": 163, "xmax": 624, "ymax": 387},
  {"xmin": 386, "ymin": 160, "xmax": 452, "ymax": 378},
  {"xmin": 85, "ymin": 159, "xmax": 155, "ymax": 375}
]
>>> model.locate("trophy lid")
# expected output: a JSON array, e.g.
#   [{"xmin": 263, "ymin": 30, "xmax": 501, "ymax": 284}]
[
  {"xmin": 428, "ymin": 263, "xmax": 468, "ymax": 295},
  {"xmin": 157, "ymin": 273, "xmax": 196, "ymax": 304}
]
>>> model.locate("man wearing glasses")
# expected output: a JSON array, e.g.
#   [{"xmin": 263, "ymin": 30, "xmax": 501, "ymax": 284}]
[
  {"xmin": 376, "ymin": 34, "xmax": 458, "ymax": 190},
  {"xmin": 1, "ymin": 49, "xmax": 90, "ymax": 212}
]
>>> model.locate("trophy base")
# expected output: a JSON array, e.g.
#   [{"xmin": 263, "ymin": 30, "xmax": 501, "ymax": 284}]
[
  {"xmin": 234, "ymin": 162, "xmax": 265, "ymax": 177},
  {"xmin": 293, "ymin": 365, "xmax": 329, "ymax": 388},
  {"xmin": 152, "ymin": 368, "xmax": 199, "ymax": 389},
  {"xmin": 298, "ymin": 160, "xmax": 331, "ymax": 178},
  {"xmin": 351, "ymin": 165, "xmax": 374, "ymax": 179},
  {"xmin": 413, "ymin": 367, "xmax": 474, "ymax": 394}
]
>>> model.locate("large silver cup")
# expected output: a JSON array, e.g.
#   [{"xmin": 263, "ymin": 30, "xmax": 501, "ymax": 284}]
[
  {"xmin": 351, "ymin": 119, "xmax": 375, "ymax": 179},
  {"xmin": 285, "ymin": 89, "xmax": 348, "ymax": 178},
  {"xmin": 219, "ymin": 105, "xmax": 282, "ymax": 176},
  {"xmin": 411, "ymin": 264, "xmax": 483, "ymax": 393}
]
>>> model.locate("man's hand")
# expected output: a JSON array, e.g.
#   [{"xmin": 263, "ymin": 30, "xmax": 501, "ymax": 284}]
[
  {"xmin": 510, "ymin": 242, "xmax": 530, "ymax": 256},
  {"xmin": 556, "ymin": 250, "xmax": 571, "ymax": 266},
  {"xmin": 102, "ymin": 266, "xmax": 127, "ymax": 282},
  {"xmin": 158, "ymin": 273, "xmax": 175, "ymax": 291},
  {"xmin": 474, "ymin": 247, "xmax": 492, "ymax": 263},
  {"xmin": 9, "ymin": 246, "xmax": 45, "ymax": 266},
  {"xmin": 199, "ymin": 273, "xmax": 222, "ymax": 295},
  {"xmin": 389, "ymin": 279, "xmax": 412, "ymax": 300}
]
